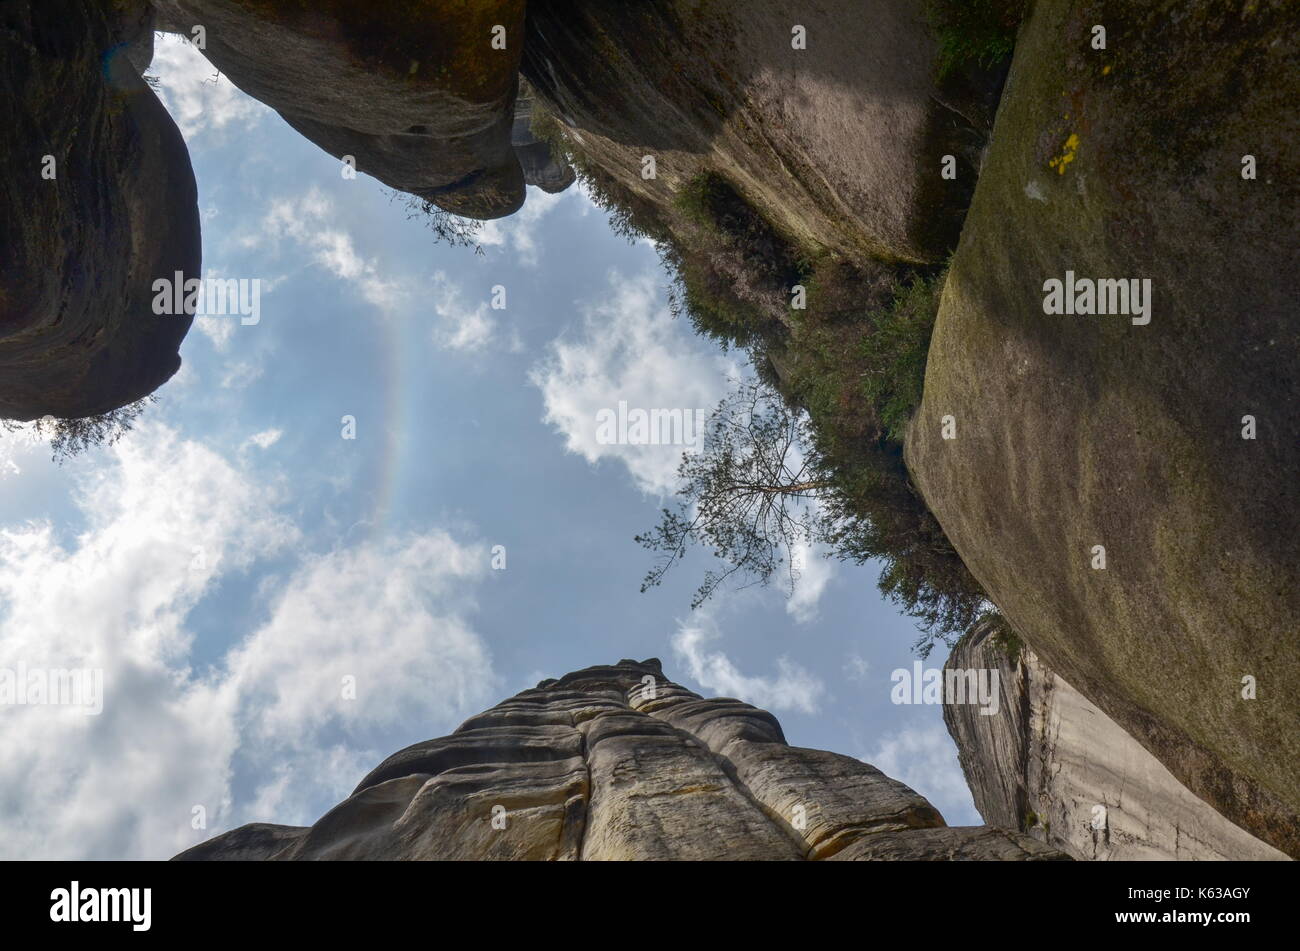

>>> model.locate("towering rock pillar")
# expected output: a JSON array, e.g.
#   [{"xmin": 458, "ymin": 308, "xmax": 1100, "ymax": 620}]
[{"xmin": 177, "ymin": 659, "xmax": 1066, "ymax": 861}]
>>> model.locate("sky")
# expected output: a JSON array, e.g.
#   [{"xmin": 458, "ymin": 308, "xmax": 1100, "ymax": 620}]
[{"xmin": 0, "ymin": 34, "xmax": 978, "ymax": 860}]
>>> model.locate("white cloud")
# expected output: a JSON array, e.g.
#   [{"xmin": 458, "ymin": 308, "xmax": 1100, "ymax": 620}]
[
  {"xmin": 530, "ymin": 270, "xmax": 739, "ymax": 494},
  {"xmin": 786, "ymin": 540, "xmax": 835, "ymax": 623},
  {"xmin": 0, "ymin": 425, "xmax": 44, "ymax": 480},
  {"xmin": 0, "ymin": 423, "xmax": 498, "ymax": 858},
  {"xmin": 864, "ymin": 724, "xmax": 978, "ymax": 825},
  {"xmin": 226, "ymin": 530, "xmax": 494, "ymax": 745},
  {"xmin": 244, "ymin": 189, "xmax": 402, "ymax": 312},
  {"xmin": 843, "ymin": 653, "xmax": 871, "ymax": 682},
  {"xmin": 478, "ymin": 187, "xmax": 570, "ymax": 268},
  {"xmin": 167, "ymin": 359, "xmax": 199, "ymax": 390},
  {"xmin": 428, "ymin": 271, "xmax": 498, "ymax": 352},
  {"xmin": 245, "ymin": 429, "xmax": 282, "ymax": 450},
  {"xmin": 0, "ymin": 423, "xmax": 296, "ymax": 859},
  {"xmin": 671, "ymin": 616, "xmax": 824, "ymax": 714},
  {"xmin": 194, "ymin": 315, "xmax": 236, "ymax": 352},
  {"xmin": 192, "ymin": 267, "xmax": 277, "ymax": 355},
  {"xmin": 146, "ymin": 33, "xmax": 268, "ymax": 140},
  {"xmin": 220, "ymin": 360, "xmax": 264, "ymax": 390}
]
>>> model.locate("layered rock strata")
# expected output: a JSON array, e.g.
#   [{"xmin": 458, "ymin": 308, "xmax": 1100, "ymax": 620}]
[
  {"xmin": 944, "ymin": 624, "xmax": 1289, "ymax": 860},
  {"xmin": 177, "ymin": 659, "xmax": 1068, "ymax": 861}
]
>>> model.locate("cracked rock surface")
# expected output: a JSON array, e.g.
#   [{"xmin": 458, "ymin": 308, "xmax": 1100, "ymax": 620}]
[{"xmin": 176, "ymin": 659, "xmax": 1067, "ymax": 861}]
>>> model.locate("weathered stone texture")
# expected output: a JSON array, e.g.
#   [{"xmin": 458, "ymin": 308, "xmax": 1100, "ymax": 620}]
[
  {"xmin": 521, "ymin": 0, "xmax": 1001, "ymax": 262},
  {"xmin": 0, "ymin": 0, "xmax": 198, "ymax": 420},
  {"xmin": 905, "ymin": 0, "xmax": 1300, "ymax": 856},
  {"xmin": 176, "ymin": 659, "xmax": 1067, "ymax": 861},
  {"xmin": 944, "ymin": 624, "xmax": 1289, "ymax": 861}
]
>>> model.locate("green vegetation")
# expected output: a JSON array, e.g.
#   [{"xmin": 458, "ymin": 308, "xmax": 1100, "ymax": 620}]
[
  {"xmin": 636, "ymin": 381, "xmax": 827, "ymax": 610},
  {"xmin": 530, "ymin": 103, "xmax": 672, "ymax": 249},
  {"xmin": 924, "ymin": 0, "xmax": 1026, "ymax": 79},
  {"xmin": 992, "ymin": 624, "xmax": 1025, "ymax": 659},
  {"xmin": 666, "ymin": 172, "xmax": 803, "ymax": 353},
  {"xmin": 534, "ymin": 103, "xmax": 1013, "ymax": 657},
  {"xmin": 394, "ymin": 191, "xmax": 483, "ymax": 253},
  {"xmin": 2, "ymin": 396, "xmax": 156, "ymax": 464}
]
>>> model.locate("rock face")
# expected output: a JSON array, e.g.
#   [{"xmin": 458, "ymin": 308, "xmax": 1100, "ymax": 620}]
[
  {"xmin": 151, "ymin": 0, "xmax": 532, "ymax": 219},
  {"xmin": 905, "ymin": 0, "xmax": 1300, "ymax": 857},
  {"xmin": 521, "ymin": 0, "xmax": 1001, "ymax": 262},
  {"xmin": 511, "ymin": 85, "xmax": 575, "ymax": 194},
  {"xmin": 1, "ymin": 0, "xmax": 588, "ymax": 421},
  {"xmin": 0, "ymin": 0, "xmax": 198, "ymax": 420},
  {"xmin": 944, "ymin": 624, "xmax": 1289, "ymax": 861},
  {"xmin": 176, "ymin": 659, "xmax": 1067, "ymax": 860}
]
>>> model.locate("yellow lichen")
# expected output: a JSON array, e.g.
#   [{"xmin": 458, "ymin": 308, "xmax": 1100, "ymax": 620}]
[{"xmin": 1048, "ymin": 132, "xmax": 1080, "ymax": 175}]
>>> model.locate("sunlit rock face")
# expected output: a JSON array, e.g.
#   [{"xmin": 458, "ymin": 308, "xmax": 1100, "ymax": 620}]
[
  {"xmin": 520, "ymin": 0, "xmax": 1002, "ymax": 263},
  {"xmin": 151, "ymin": 0, "xmax": 531, "ymax": 219},
  {"xmin": 944, "ymin": 624, "xmax": 1289, "ymax": 861},
  {"xmin": 905, "ymin": 0, "xmax": 1299, "ymax": 857},
  {"xmin": 175, "ymin": 659, "xmax": 1068, "ymax": 861},
  {"xmin": 0, "ymin": 0, "xmax": 197, "ymax": 420}
]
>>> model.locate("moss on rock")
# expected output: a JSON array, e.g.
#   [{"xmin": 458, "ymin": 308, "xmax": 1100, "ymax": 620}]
[{"xmin": 905, "ymin": 0, "xmax": 1299, "ymax": 856}]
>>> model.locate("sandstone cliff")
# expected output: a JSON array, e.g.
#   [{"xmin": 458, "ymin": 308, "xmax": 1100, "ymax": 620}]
[
  {"xmin": 904, "ymin": 0, "xmax": 1299, "ymax": 856},
  {"xmin": 511, "ymin": 83, "xmax": 576, "ymax": 194},
  {"xmin": 522, "ymin": 0, "xmax": 1001, "ymax": 263},
  {"xmin": 151, "ymin": 0, "xmax": 535, "ymax": 219},
  {"xmin": 3, "ymin": 2, "xmax": 1292, "ymax": 866},
  {"xmin": 2, "ymin": 0, "xmax": 583, "ymax": 421},
  {"xmin": 177, "ymin": 659, "xmax": 1067, "ymax": 861},
  {"xmin": 0, "ymin": 0, "xmax": 197, "ymax": 420},
  {"xmin": 944, "ymin": 624, "xmax": 1288, "ymax": 861}
]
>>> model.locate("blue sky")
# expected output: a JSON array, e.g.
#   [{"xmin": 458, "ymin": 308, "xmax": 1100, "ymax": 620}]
[{"xmin": 0, "ymin": 35, "xmax": 976, "ymax": 859}]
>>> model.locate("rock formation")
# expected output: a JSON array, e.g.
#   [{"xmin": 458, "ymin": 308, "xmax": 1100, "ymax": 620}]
[
  {"xmin": 0, "ymin": 0, "xmax": 197, "ymax": 420},
  {"xmin": 3, "ymin": 2, "xmax": 1292, "ymax": 867},
  {"xmin": 150, "ymin": 0, "xmax": 532, "ymax": 219},
  {"xmin": 1, "ymin": 0, "xmax": 977, "ymax": 419},
  {"xmin": 176, "ymin": 659, "xmax": 1067, "ymax": 860},
  {"xmin": 511, "ymin": 83, "xmax": 575, "ymax": 194},
  {"xmin": 904, "ymin": 0, "xmax": 1299, "ymax": 857},
  {"xmin": 1, "ymin": 0, "xmax": 584, "ymax": 422},
  {"xmin": 521, "ymin": 0, "xmax": 1001, "ymax": 263},
  {"xmin": 944, "ymin": 623, "xmax": 1288, "ymax": 861}
]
